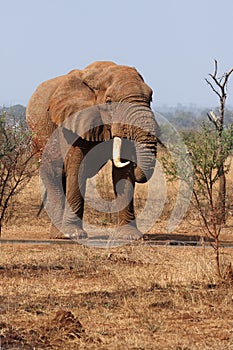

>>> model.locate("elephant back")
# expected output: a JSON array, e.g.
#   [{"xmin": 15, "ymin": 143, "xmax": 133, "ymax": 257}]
[{"xmin": 26, "ymin": 75, "xmax": 64, "ymax": 153}]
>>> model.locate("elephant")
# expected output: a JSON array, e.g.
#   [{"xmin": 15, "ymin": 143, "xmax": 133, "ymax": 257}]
[{"xmin": 26, "ymin": 61, "xmax": 158, "ymax": 240}]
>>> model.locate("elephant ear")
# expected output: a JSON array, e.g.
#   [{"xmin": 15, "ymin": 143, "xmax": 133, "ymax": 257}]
[
  {"xmin": 48, "ymin": 69, "xmax": 112, "ymax": 142},
  {"xmin": 48, "ymin": 70, "xmax": 96, "ymax": 125}
]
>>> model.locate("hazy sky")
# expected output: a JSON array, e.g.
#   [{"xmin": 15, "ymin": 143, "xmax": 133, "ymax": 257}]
[{"xmin": 1, "ymin": 0, "xmax": 233, "ymax": 108}]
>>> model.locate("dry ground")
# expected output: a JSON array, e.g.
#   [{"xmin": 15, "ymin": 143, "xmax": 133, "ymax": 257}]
[
  {"xmin": 1, "ymin": 165, "xmax": 233, "ymax": 349},
  {"xmin": 1, "ymin": 242, "xmax": 233, "ymax": 349}
]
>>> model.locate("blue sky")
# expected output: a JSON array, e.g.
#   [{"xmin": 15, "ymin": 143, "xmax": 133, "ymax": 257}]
[{"xmin": 1, "ymin": 0, "xmax": 233, "ymax": 108}]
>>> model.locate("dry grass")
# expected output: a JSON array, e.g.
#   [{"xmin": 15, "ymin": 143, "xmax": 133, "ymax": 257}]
[
  {"xmin": 1, "ymin": 243, "xmax": 233, "ymax": 349},
  {"xmin": 1, "ymin": 161, "xmax": 233, "ymax": 349}
]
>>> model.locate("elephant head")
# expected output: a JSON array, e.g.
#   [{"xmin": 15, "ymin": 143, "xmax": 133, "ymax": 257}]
[{"xmin": 26, "ymin": 61, "xmax": 158, "ymax": 240}]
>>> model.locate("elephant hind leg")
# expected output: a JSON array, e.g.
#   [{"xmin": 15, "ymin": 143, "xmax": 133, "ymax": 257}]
[{"xmin": 62, "ymin": 146, "xmax": 88, "ymax": 239}]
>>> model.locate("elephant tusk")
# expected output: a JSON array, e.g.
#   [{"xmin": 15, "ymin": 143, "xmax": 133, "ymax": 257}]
[{"xmin": 112, "ymin": 137, "xmax": 130, "ymax": 168}]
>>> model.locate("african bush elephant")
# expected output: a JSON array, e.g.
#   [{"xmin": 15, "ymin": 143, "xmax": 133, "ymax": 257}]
[{"xmin": 26, "ymin": 61, "xmax": 158, "ymax": 240}]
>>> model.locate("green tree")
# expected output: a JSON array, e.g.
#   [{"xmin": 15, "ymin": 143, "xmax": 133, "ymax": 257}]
[{"xmin": 184, "ymin": 124, "xmax": 232, "ymax": 277}]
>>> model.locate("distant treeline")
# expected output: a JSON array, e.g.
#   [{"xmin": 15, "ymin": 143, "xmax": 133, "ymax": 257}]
[
  {"xmin": 0, "ymin": 105, "xmax": 26, "ymax": 125},
  {"xmin": 1, "ymin": 104, "xmax": 233, "ymax": 130},
  {"xmin": 156, "ymin": 105, "xmax": 233, "ymax": 130}
]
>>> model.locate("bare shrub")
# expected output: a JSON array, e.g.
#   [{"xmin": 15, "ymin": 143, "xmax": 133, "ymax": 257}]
[{"xmin": 0, "ymin": 111, "xmax": 37, "ymax": 235}]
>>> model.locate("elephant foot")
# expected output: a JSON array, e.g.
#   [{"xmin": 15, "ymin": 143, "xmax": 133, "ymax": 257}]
[
  {"xmin": 62, "ymin": 224, "xmax": 88, "ymax": 240},
  {"xmin": 69, "ymin": 229, "xmax": 88, "ymax": 240},
  {"xmin": 111, "ymin": 224, "xmax": 143, "ymax": 241}
]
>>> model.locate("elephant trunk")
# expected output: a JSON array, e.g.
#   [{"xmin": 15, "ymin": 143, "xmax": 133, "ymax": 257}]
[
  {"xmin": 133, "ymin": 139, "xmax": 156, "ymax": 183},
  {"xmin": 112, "ymin": 103, "xmax": 157, "ymax": 183}
]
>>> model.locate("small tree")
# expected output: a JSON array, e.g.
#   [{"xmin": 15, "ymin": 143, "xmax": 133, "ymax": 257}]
[
  {"xmin": 183, "ymin": 124, "xmax": 233, "ymax": 278},
  {"xmin": 0, "ymin": 111, "xmax": 37, "ymax": 235},
  {"xmin": 205, "ymin": 60, "xmax": 233, "ymax": 224},
  {"xmin": 161, "ymin": 61, "xmax": 233, "ymax": 279}
]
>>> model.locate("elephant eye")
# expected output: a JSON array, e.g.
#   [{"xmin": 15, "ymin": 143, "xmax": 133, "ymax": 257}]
[{"xmin": 106, "ymin": 97, "xmax": 112, "ymax": 104}]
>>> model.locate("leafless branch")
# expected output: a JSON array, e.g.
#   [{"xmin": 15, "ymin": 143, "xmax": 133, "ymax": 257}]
[
  {"xmin": 208, "ymin": 60, "xmax": 233, "ymax": 99},
  {"xmin": 207, "ymin": 111, "xmax": 219, "ymax": 128},
  {"xmin": 205, "ymin": 78, "xmax": 221, "ymax": 99},
  {"xmin": 222, "ymin": 67, "xmax": 233, "ymax": 90},
  {"xmin": 213, "ymin": 59, "xmax": 218, "ymax": 78}
]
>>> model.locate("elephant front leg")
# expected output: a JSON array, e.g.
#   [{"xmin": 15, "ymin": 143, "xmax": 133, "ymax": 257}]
[
  {"xmin": 112, "ymin": 164, "xmax": 142, "ymax": 240},
  {"xmin": 62, "ymin": 146, "xmax": 88, "ymax": 239}
]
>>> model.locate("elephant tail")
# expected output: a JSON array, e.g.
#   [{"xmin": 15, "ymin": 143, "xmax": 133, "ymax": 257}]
[
  {"xmin": 157, "ymin": 137, "xmax": 167, "ymax": 149},
  {"xmin": 37, "ymin": 189, "xmax": 47, "ymax": 217}
]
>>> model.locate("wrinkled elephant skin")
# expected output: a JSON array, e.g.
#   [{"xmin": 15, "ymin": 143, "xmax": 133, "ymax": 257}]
[{"xmin": 26, "ymin": 61, "xmax": 158, "ymax": 240}]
